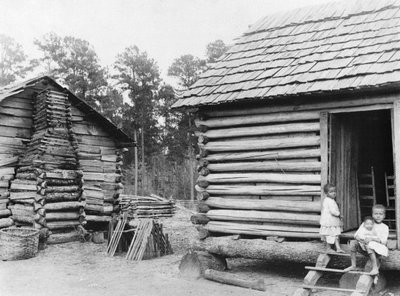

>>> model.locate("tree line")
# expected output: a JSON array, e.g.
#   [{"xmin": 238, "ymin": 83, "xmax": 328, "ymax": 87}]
[{"xmin": 0, "ymin": 33, "xmax": 228, "ymax": 198}]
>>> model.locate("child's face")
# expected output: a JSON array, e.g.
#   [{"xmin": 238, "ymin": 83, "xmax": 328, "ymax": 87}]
[
  {"xmin": 372, "ymin": 209, "xmax": 385, "ymax": 223},
  {"xmin": 326, "ymin": 187, "xmax": 336, "ymax": 199},
  {"xmin": 364, "ymin": 219, "xmax": 374, "ymax": 231}
]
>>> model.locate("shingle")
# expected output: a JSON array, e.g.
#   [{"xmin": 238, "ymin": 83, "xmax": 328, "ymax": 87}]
[{"xmin": 173, "ymin": 0, "xmax": 400, "ymax": 109}]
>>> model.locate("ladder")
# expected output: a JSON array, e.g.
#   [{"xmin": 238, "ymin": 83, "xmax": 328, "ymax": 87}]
[{"xmin": 293, "ymin": 252, "xmax": 379, "ymax": 296}]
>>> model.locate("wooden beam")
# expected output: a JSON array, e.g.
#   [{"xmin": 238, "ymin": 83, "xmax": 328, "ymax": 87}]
[
  {"xmin": 320, "ymin": 112, "xmax": 328, "ymax": 207},
  {"xmin": 391, "ymin": 101, "xmax": 400, "ymax": 249}
]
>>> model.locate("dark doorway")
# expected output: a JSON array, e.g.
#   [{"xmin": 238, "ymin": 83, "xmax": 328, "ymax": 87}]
[{"xmin": 330, "ymin": 109, "xmax": 395, "ymax": 231}]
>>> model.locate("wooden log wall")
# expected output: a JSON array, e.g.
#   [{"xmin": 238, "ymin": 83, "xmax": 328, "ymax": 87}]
[
  {"xmin": 70, "ymin": 106, "xmax": 122, "ymax": 224},
  {"xmin": 9, "ymin": 90, "xmax": 85, "ymax": 238},
  {"xmin": 194, "ymin": 109, "xmax": 322, "ymax": 239},
  {"xmin": 0, "ymin": 94, "xmax": 33, "ymax": 229}
]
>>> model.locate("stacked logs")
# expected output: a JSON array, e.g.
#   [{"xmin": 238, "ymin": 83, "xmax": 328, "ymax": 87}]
[
  {"xmin": 9, "ymin": 90, "xmax": 85, "ymax": 239},
  {"xmin": 0, "ymin": 158, "xmax": 18, "ymax": 228},
  {"xmin": 70, "ymin": 105, "xmax": 124, "ymax": 224},
  {"xmin": 120, "ymin": 194, "xmax": 175, "ymax": 219},
  {"xmin": 193, "ymin": 110, "xmax": 322, "ymax": 239}
]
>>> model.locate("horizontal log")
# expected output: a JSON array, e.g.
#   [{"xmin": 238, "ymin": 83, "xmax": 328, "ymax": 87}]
[
  {"xmin": 46, "ymin": 170, "xmax": 80, "ymax": 180},
  {"xmin": 10, "ymin": 183, "xmax": 38, "ymax": 191},
  {"xmin": 45, "ymin": 212, "xmax": 81, "ymax": 221},
  {"xmin": 85, "ymin": 204, "xmax": 113, "ymax": 214},
  {"xmin": 0, "ymin": 209, "xmax": 11, "ymax": 217},
  {"xmin": 85, "ymin": 215, "xmax": 111, "ymax": 222},
  {"xmin": 204, "ymin": 148, "xmax": 320, "ymax": 162},
  {"xmin": 0, "ymin": 217, "xmax": 14, "ymax": 228},
  {"xmin": 47, "ymin": 220, "xmax": 81, "ymax": 230},
  {"xmin": 44, "ymin": 202, "xmax": 84, "ymax": 211},
  {"xmin": 46, "ymin": 192, "xmax": 80, "ymax": 202},
  {"xmin": 202, "ymin": 136, "xmax": 320, "ymax": 152},
  {"xmin": 9, "ymin": 192, "xmax": 42, "ymax": 201},
  {"xmin": 207, "ymin": 161, "xmax": 321, "ymax": 172},
  {"xmin": 0, "ymin": 156, "xmax": 19, "ymax": 167},
  {"xmin": 46, "ymin": 185, "xmax": 80, "ymax": 193},
  {"xmin": 204, "ymin": 269, "xmax": 266, "ymax": 291},
  {"xmin": 206, "ymin": 221, "xmax": 319, "ymax": 236},
  {"xmin": 202, "ymin": 184, "xmax": 320, "ymax": 196},
  {"xmin": 206, "ymin": 209, "xmax": 320, "ymax": 225},
  {"xmin": 0, "ymin": 114, "xmax": 32, "ymax": 128},
  {"xmin": 195, "ymin": 111, "xmax": 320, "ymax": 128},
  {"xmin": 192, "ymin": 236, "xmax": 400, "ymax": 270},
  {"xmin": 47, "ymin": 231, "xmax": 81, "ymax": 244},
  {"xmin": 205, "ymin": 197, "xmax": 320, "ymax": 212},
  {"xmin": 202, "ymin": 122, "xmax": 320, "ymax": 139},
  {"xmin": 198, "ymin": 173, "xmax": 321, "ymax": 184}
]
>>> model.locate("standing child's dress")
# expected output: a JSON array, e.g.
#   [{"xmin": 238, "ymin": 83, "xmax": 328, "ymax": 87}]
[{"xmin": 320, "ymin": 197, "xmax": 342, "ymax": 244}]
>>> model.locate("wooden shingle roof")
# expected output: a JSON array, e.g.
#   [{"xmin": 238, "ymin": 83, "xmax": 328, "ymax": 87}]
[
  {"xmin": 173, "ymin": 0, "xmax": 400, "ymax": 108},
  {"xmin": 0, "ymin": 76, "xmax": 135, "ymax": 146}
]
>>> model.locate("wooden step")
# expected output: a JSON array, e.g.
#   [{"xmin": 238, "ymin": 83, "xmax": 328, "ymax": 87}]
[
  {"xmin": 320, "ymin": 251, "xmax": 351, "ymax": 257},
  {"xmin": 305, "ymin": 266, "xmax": 371, "ymax": 275},
  {"xmin": 302, "ymin": 285, "xmax": 364, "ymax": 293}
]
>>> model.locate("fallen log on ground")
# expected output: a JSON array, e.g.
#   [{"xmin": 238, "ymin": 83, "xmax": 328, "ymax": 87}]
[
  {"xmin": 192, "ymin": 236, "xmax": 400, "ymax": 271},
  {"xmin": 204, "ymin": 269, "xmax": 266, "ymax": 291}
]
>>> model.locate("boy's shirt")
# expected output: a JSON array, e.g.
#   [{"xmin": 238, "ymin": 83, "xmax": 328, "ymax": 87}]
[{"xmin": 354, "ymin": 222, "xmax": 389, "ymax": 245}]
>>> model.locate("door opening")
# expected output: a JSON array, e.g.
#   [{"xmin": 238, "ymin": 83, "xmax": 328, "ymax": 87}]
[{"xmin": 329, "ymin": 109, "xmax": 395, "ymax": 231}]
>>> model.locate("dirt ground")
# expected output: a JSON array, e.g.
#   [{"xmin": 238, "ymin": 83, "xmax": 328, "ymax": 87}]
[{"xmin": 1, "ymin": 209, "xmax": 399, "ymax": 296}]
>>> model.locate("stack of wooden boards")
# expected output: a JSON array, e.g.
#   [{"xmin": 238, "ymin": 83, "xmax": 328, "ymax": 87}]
[
  {"xmin": 120, "ymin": 194, "xmax": 175, "ymax": 219},
  {"xmin": 9, "ymin": 90, "xmax": 85, "ymax": 238},
  {"xmin": 107, "ymin": 216, "xmax": 172, "ymax": 260}
]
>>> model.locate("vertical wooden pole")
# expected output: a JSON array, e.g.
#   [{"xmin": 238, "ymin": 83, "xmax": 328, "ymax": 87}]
[
  {"xmin": 320, "ymin": 112, "xmax": 329, "ymax": 206},
  {"xmin": 134, "ymin": 129, "xmax": 138, "ymax": 196},
  {"xmin": 391, "ymin": 101, "xmax": 400, "ymax": 249}
]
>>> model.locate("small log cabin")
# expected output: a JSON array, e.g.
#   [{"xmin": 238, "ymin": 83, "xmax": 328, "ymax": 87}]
[
  {"xmin": 173, "ymin": 0, "xmax": 400, "ymax": 266},
  {"xmin": 0, "ymin": 76, "xmax": 134, "ymax": 242}
]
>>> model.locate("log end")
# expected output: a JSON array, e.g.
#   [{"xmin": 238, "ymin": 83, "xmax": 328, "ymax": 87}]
[{"xmin": 179, "ymin": 251, "xmax": 227, "ymax": 279}]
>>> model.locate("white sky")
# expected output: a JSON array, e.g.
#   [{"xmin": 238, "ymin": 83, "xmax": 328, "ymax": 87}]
[{"xmin": 0, "ymin": 0, "xmax": 334, "ymax": 82}]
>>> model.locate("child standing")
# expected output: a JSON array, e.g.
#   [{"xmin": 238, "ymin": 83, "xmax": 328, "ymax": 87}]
[
  {"xmin": 320, "ymin": 183, "xmax": 344, "ymax": 253},
  {"xmin": 346, "ymin": 205, "xmax": 389, "ymax": 275}
]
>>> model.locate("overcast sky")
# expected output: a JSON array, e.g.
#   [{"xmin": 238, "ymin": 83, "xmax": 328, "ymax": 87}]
[{"xmin": 0, "ymin": 0, "xmax": 335, "ymax": 81}]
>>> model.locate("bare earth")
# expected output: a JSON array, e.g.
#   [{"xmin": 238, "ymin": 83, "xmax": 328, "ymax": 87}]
[{"xmin": 1, "ymin": 209, "xmax": 399, "ymax": 296}]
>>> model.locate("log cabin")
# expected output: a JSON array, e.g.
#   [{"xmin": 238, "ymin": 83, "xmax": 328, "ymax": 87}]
[
  {"xmin": 0, "ymin": 76, "xmax": 134, "ymax": 243},
  {"xmin": 173, "ymin": 0, "xmax": 400, "ymax": 269}
]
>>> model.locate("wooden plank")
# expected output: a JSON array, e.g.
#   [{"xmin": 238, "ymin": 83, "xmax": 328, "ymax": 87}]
[
  {"xmin": 203, "ymin": 136, "xmax": 320, "ymax": 152},
  {"xmin": 1, "ymin": 97, "xmax": 33, "ymax": 110},
  {"xmin": 320, "ymin": 112, "xmax": 328, "ymax": 207},
  {"xmin": 205, "ymin": 148, "xmax": 321, "ymax": 162},
  {"xmin": 202, "ymin": 184, "xmax": 320, "ymax": 196},
  {"xmin": 196, "ymin": 111, "xmax": 320, "ymax": 128},
  {"xmin": 202, "ymin": 122, "xmax": 320, "ymax": 139},
  {"xmin": 206, "ymin": 209, "xmax": 320, "ymax": 225},
  {"xmin": 391, "ymin": 101, "xmax": 400, "ymax": 249},
  {"xmin": 0, "ymin": 114, "xmax": 32, "ymax": 128},
  {"xmin": 205, "ymin": 197, "xmax": 320, "ymax": 212},
  {"xmin": 203, "ymin": 93, "xmax": 398, "ymax": 118},
  {"xmin": 302, "ymin": 285, "xmax": 361, "ymax": 293},
  {"xmin": 207, "ymin": 161, "xmax": 321, "ymax": 172},
  {"xmin": 199, "ymin": 173, "xmax": 321, "ymax": 184}
]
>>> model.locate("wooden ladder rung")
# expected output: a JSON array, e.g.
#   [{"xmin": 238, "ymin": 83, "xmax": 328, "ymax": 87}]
[
  {"xmin": 359, "ymin": 184, "xmax": 373, "ymax": 188},
  {"xmin": 302, "ymin": 285, "xmax": 363, "ymax": 293},
  {"xmin": 305, "ymin": 266, "xmax": 370, "ymax": 275}
]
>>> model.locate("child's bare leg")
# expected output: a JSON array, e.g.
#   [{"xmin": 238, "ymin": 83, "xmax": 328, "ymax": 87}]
[
  {"xmin": 335, "ymin": 237, "xmax": 344, "ymax": 253},
  {"xmin": 344, "ymin": 240, "xmax": 358, "ymax": 272},
  {"xmin": 369, "ymin": 251, "xmax": 379, "ymax": 275}
]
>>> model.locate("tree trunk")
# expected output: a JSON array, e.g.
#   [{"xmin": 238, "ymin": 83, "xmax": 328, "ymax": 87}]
[{"xmin": 192, "ymin": 236, "xmax": 400, "ymax": 271}]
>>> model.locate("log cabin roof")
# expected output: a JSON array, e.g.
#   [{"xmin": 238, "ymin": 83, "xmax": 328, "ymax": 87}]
[
  {"xmin": 172, "ymin": 0, "xmax": 400, "ymax": 109},
  {"xmin": 0, "ymin": 76, "xmax": 135, "ymax": 146}
]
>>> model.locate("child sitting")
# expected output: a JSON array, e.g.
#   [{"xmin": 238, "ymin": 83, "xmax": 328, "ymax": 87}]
[
  {"xmin": 319, "ymin": 183, "xmax": 344, "ymax": 253},
  {"xmin": 345, "ymin": 205, "xmax": 389, "ymax": 275}
]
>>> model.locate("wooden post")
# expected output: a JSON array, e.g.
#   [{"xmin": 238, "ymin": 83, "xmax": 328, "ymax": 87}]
[
  {"xmin": 391, "ymin": 101, "xmax": 400, "ymax": 249},
  {"xmin": 320, "ymin": 112, "xmax": 329, "ymax": 206},
  {"xmin": 134, "ymin": 129, "xmax": 138, "ymax": 196}
]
